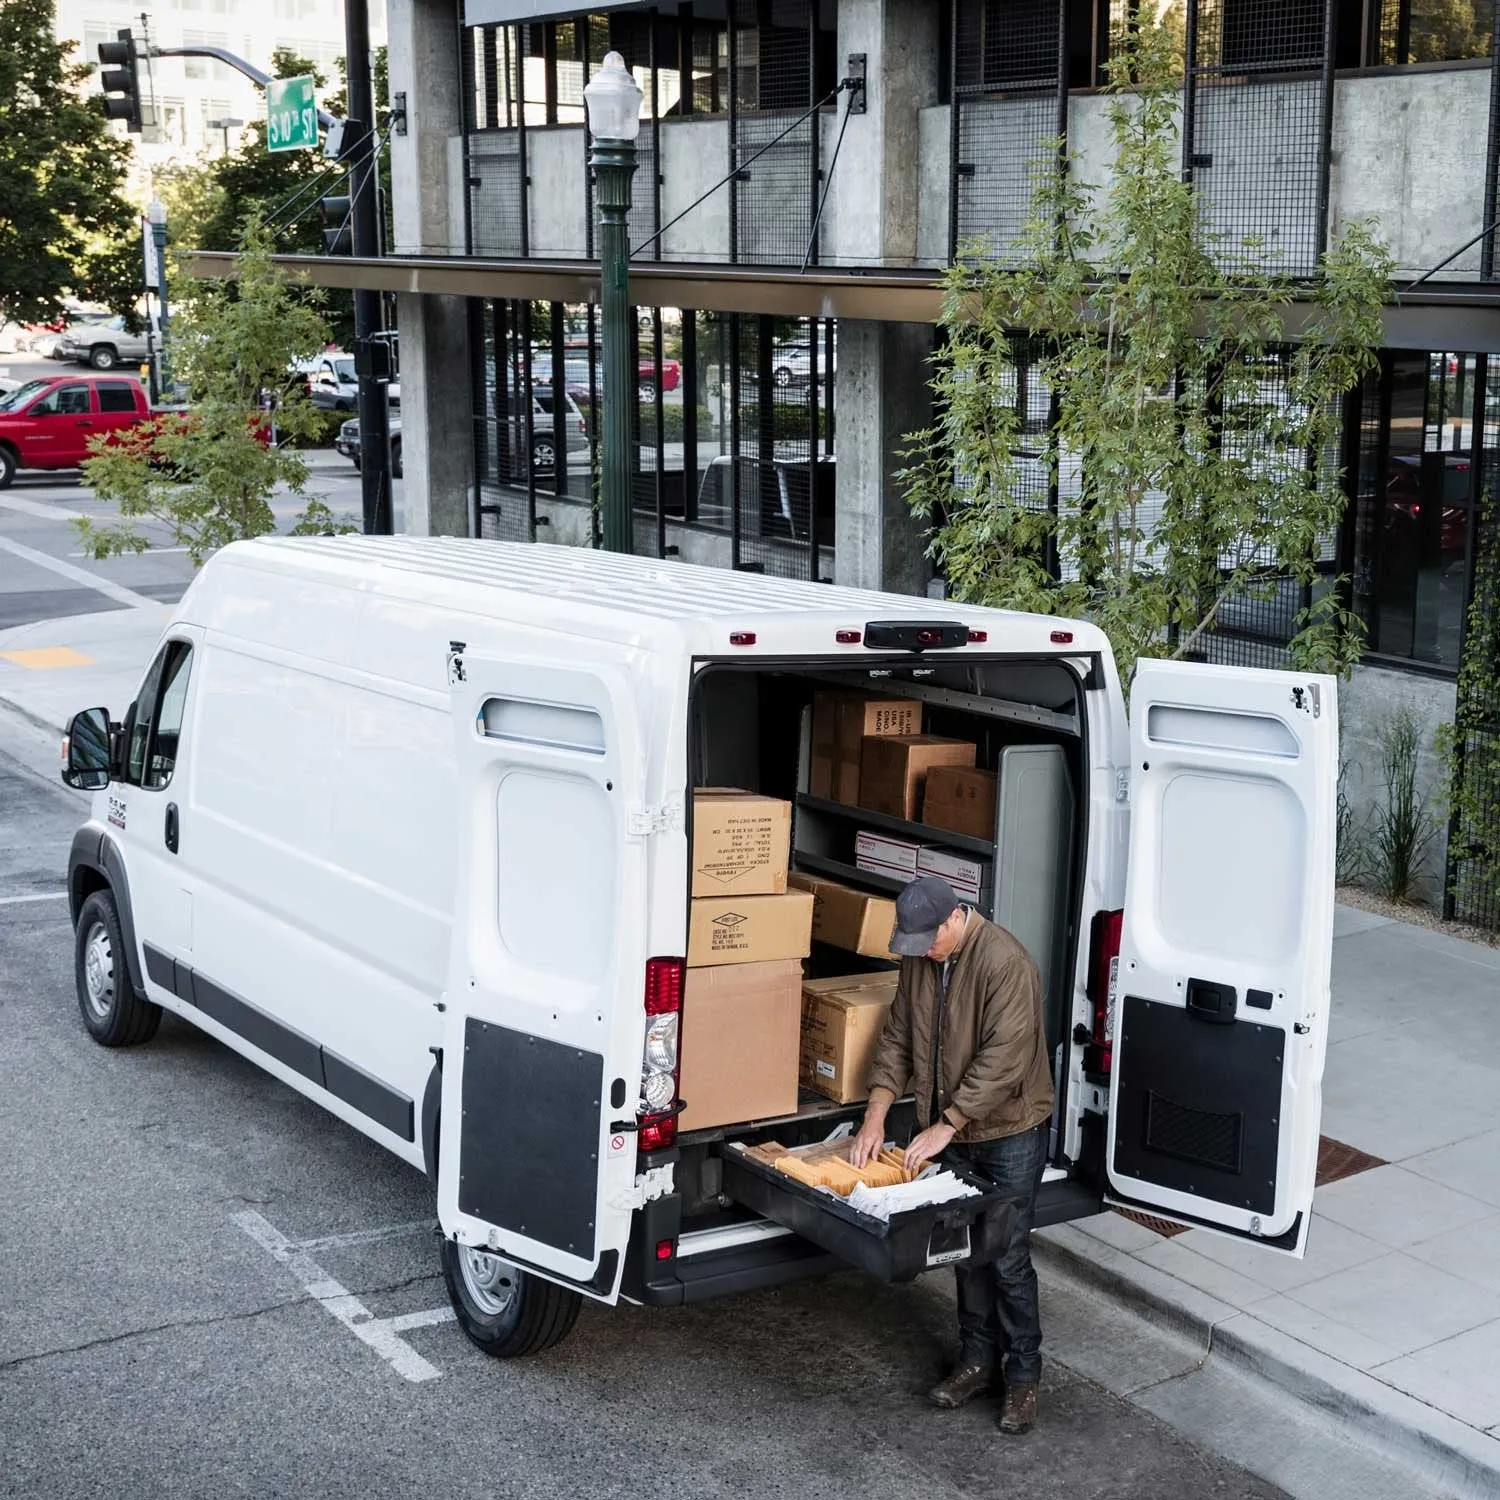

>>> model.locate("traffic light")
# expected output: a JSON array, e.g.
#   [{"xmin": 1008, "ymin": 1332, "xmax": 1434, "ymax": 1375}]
[
  {"xmin": 97, "ymin": 29, "xmax": 143, "ymax": 133},
  {"xmin": 319, "ymin": 195, "xmax": 352, "ymax": 256}
]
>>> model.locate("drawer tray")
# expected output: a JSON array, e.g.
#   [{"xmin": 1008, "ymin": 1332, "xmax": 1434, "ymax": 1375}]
[{"xmin": 720, "ymin": 1144, "xmax": 1016, "ymax": 1283}]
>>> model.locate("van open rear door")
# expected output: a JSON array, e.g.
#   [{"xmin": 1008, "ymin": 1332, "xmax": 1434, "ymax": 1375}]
[
  {"xmin": 1107, "ymin": 659, "xmax": 1337, "ymax": 1254},
  {"xmin": 437, "ymin": 653, "xmax": 649, "ymax": 1303}
]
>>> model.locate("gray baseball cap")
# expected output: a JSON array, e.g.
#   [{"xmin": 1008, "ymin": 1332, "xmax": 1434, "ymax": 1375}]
[{"xmin": 890, "ymin": 875, "xmax": 960, "ymax": 956}]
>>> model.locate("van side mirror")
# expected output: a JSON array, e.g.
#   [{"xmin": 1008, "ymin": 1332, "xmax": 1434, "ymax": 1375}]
[{"xmin": 62, "ymin": 707, "xmax": 112, "ymax": 790}]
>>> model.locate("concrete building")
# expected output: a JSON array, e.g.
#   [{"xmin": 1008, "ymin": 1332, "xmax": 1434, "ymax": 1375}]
[{"xmin": 292, "ymin": 0, "xmax": 1500, "ymax": 922}]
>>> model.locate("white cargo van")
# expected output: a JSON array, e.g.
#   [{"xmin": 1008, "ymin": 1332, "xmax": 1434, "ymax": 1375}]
[{"xmin": 61, "ymin": 537, "xmax": 1335, "ymax": 1357}]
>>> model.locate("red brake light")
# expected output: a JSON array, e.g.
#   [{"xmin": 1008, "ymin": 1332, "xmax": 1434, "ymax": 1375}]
[
  {"xmin": 916, "ymin": 628, "xmax": 941, "ymax": 645},
  {"xmin": 655, "ymin": 1238, "xmax": 674, "ymax": 1261},
  {"xmin": 1050, "ymin": 629, "xmax": 1074, "ymax": 644},
  {"xmin": 967, "ymin": 629, "xmax": 988, "ymax": 644},
  {"xmin": 640, "ymin": 1118, "xmax": 676, "ymax": 1151},
  {"xmin": 644, "ymin": 957, "xmax": 683, "ymax": 1016},
  {"xmin": 1087, "ymin": 910, "xmax": 1123, "ymax": 1074},
  {"xmin": 836, "ymin": 629, "xmax": 861, "ymax": 644},
  {"xmin": 729, "ymin": 631, "xmax": 756, "ymax": 647}
]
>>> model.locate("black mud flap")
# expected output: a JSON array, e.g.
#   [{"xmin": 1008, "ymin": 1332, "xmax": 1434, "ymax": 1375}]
[{"xmin": 719, "ymin": 1146, "xmax": 1016, "ymax": 1283}]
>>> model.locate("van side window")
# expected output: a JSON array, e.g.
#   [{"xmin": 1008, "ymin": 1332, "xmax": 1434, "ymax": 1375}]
[{"xmin": 124, "ymin": 641, "xmax": 193, "ymax": 789}]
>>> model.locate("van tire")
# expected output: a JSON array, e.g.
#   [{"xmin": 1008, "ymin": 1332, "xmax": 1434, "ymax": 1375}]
[
  {"xmin": 440, "ymin": 1238, "xmax": 582, "ymax": 1358},
  {"xmin": 74, "ymin": 889, "xmax": 161, "ymax": 1046}
]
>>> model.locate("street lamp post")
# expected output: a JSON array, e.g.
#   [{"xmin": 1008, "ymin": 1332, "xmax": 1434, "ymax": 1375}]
[
  {"xmin": 206, "ymin": 115, "xmax": 243, "ymax": 157},
  {"xmin": 583, "ymin": 52, "xmax": 642, "ymax": 555},
  {"xmin": 146, "ymin": 197, "xmax": 170, "ymax": 397}
]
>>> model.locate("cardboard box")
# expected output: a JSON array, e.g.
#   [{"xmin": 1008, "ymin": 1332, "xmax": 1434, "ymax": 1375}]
[
  {"xmin": 680, "ymin": 959, "xmax": 804, "ymax": 1130},
  {"xmin": 688, "ymin": 889, "xmax": 816, "ymax": 967},
  {"xmin": 855, "ymin": 830, "xmax": 922, "ymax": 879},
  {"xmin": 789, "ymin": 872, "xmax": 898, "ymax": 957},
  {"xmin": 917, "ymin": 845, "xmax": 989, "ymax": 903},
  {"xmin": 922, "ymin": 766, "xmax": 998, "ymax": 840},
  {"xmin": 692, "ymin": 789, "xmax": 792, "ymax": 898},
  {"xmin": 860, "ymin": 735, "xmax": 977, "ymax": 822},
  {"xmin": 799, "ymin": 972, "xmax": 900, "ymax": 1104},
  {"xmin": 810, "ymin": 694, "xmax": 920, "ymax": 805}
]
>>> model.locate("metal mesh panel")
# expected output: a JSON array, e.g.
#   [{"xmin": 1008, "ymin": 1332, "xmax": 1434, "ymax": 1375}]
[
  {"xmin": 1186, "ymin": 0, "xmax": 1332, "ymax": 276},
  {"xmin": 473, "ymin": 298, "xmax": 537, "ymax": 543},
  {"xmin": 951, "ymin": 0, "xmax": 1064, "ymax": 262},
  {"xmin": 466, "ymin": 26, "xmax": 526, "ymax": 257},
  {"xmin": 733, "ymin": 113, "xmax": 815, "ymax": 265},
  {"xmin": 1379, "ymin": 0, "xmax": 1495, "ymax": 64}
]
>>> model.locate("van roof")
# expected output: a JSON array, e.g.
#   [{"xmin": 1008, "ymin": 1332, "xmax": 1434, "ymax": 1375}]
[{"xmin": 214, "ymin": 536, "xmax": 1108, "ymax": 654}]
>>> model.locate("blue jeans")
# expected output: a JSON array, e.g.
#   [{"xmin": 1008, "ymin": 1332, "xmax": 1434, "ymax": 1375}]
[{"xmin": 946, "ymin": 1121, "xmax": 1048, "ymax": 1384}]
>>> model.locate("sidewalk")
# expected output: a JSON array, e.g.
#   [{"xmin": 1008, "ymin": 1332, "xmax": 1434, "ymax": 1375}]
[{"xmin": 4, "ymin": 605, "xmax": 1500, "ymax": 1495}]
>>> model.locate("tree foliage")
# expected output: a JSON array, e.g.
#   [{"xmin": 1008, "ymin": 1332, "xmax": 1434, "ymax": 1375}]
[
  {"xmin": 75, "ymin": 226, "xmax": 351, "ymax": 564},
  {"xmin": 0, "ymin": 0, "xmax": 138, "ymax": 323},
  {"xmin": 899, "ymin": 20, "xmax": 1393, "ymax": 685}
]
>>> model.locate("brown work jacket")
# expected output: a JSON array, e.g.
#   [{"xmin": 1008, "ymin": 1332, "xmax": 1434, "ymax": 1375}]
[{"xmin": 866, "ymin": 914, "xmax": 1054, "ymax": 1143}]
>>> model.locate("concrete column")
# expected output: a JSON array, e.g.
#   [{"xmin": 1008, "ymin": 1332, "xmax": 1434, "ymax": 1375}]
[
  {"xmin": 827, "ymin": 0, "xmax": 940, "ymax": 268},
  {"xmin": 388, "ymin": 0, "xmax": 472, "ymax": 537},
  {"xmin": 827, "ymin": 2, "xmax": 940, "ymax": 594},
  {"xmin": 834, "ymin": 320, "xmax": 934, "ymax": 596}
]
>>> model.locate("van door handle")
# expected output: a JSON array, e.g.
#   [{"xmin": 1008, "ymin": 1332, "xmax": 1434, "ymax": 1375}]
[{"xmin": 164, "ymin": 803, "xmax": 179, "ymax": 854}]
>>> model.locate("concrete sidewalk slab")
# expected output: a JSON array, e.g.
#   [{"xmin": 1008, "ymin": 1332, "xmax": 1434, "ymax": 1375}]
[{"xmin": 0, "ymin": 607, "xmax": 167, "ymax": 734}]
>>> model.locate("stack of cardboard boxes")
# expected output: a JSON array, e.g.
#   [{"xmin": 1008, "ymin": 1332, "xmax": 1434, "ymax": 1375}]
[{"xmin": 680, "ymin": 791, "xmax": 813, "ymax": 1131}]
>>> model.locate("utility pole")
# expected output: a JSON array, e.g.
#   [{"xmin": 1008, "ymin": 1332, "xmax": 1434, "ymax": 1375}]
[{"xmin": 342, "ymin": 0, "xmax": 391, "ymax": 535}]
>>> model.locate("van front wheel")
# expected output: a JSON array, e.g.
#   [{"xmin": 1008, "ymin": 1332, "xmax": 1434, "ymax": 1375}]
[
  {"xmin": 74, "ymin": 889, "xmax": 161, "ymax": 1046},
  {"xmin": 440, "ymin": 1238, "xmax": 581, "ymax": 1357}
]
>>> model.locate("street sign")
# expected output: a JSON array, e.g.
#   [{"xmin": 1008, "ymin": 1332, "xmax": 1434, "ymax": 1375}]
[{"xmin": 266, "ymin": 74, "xmax": 318, "ymax": 152}]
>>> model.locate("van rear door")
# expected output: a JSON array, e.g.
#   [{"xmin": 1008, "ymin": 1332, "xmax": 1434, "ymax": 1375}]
[
  {"xmin": 437, "ymin": 652, "xmax": 649, "ymax": 1303},
  {"xmin": 1107, "ymin": 659, "xmax": 1336, "ymax": 1255}
]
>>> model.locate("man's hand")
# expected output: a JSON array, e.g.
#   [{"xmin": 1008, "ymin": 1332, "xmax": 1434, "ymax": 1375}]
[
  {"xmin": 903, "ymin": 1121, "xmax": 956, "ymax": 1173},
  {"xmin": 849, "ymin": 1116, "xmax": 886, "ymax": 1169}
]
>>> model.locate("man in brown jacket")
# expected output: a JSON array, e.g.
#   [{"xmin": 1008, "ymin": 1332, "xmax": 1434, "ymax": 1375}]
[{"xmin": 851, "ymin": 875, "xmax": 1054, "ymax": 1435}]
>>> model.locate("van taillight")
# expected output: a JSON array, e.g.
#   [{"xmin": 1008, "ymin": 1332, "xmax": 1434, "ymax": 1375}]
[
  {"xmin": 1087, "ymin": 910, "xmax": 1123, "ymax": 1074},
  {"xmin": 639, "ymin": 957, "xmax": 685, "ymax": 1151}
]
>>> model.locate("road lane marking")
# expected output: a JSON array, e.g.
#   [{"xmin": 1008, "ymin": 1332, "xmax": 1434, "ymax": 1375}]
[
  {"xmin": 0, "ymin": 535, "xmax": 160, "ymax": 610},
  {"xmin": 0, "ymin": 647, "xmax": 96, "ymax": 669},
  {"xmin": 234, "ymin": 1209, "xmax": 454, "ymax": 1382},
  {"xmin": 0, "ymin": 494, "xmax": 92, "ymax": 522},
  {"xmin": 69, "ymin": 546, "xmax": 190, "ymax": 557},
  {"xmin": 0, "ymin": 892, "xmax": 69, "ymax": 905},
  {"xmin": 291, "ymin": 1219, "xmax": 437, "ymax": 1254}
]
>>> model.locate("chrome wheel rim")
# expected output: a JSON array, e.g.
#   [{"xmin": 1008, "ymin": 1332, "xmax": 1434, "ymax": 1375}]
[
  {"xmin": 82, "ymin": 920, "xmax": 114, "ymax": 1020},
  {"xmin": 459, "ymin": 1246, "xmax": 517, "ymax": 1317}
]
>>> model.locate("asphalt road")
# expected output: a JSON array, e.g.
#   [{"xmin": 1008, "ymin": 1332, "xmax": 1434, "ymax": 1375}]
[
  {"xmin": 0, "ymin": 355, "xmax": 380, "ymax": 633},
  {"xmin": 0, "ymin": 716, "xmax": 1287, "ymax": 1500}
]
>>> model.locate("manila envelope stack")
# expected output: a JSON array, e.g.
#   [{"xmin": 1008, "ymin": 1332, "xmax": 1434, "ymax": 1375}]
[{"xmin": 746, "ymin": 1139, "xmax": 915, "ymax": 1194}]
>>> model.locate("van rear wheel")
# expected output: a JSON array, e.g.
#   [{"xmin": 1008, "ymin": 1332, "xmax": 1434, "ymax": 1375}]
[
  {"xmin": 74, "ymin": 889, "xmax": 161, "ymax": 1046},
  {"xmin": 440, "ymin": 1237, "xmax": 581, "ymax": 1357}
]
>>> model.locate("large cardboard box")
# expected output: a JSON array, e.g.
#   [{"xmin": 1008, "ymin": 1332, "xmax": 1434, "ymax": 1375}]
[
  {"xmin": 859, "ymin": 735, "xmax": 977, "ymax": 821},
  {"xmin": 688, "ymin": 889, "xmax": 816, "ymax": 967},
  {"xmin": 789, "ymin": 872, "xmax": 897, "ymax": 957},
  {"xmin": 692, "ymin": 789, "xmax": 792, "ymax": 897},
  {"xmin": 680, "ymin": 959, "xmax": 803, "ymax": 1130},
  {"xmin": 799, "ymin": 972, "xmax": 901, "ymax": 1104},
  {"xmin": 922, "ymin": 766, "xmax": 998, "ymax": 840},
  {"xmin": 810, "ymin": 694, "xmax": 920, "ymax": 805}
]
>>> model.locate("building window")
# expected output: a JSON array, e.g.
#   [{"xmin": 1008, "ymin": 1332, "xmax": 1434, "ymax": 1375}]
[
  {"xmin": 1379, "ymin": 0, "xmax": 1494, "ymax": 64},
  {"xmin": 1349, "ymin": 350, "xmax": 1478, "ymax": 669}
]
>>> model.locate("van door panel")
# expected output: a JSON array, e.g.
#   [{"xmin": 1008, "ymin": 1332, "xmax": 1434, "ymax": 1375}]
[
  {"xmin": 439, "ymin": 654, "xmax": 648, "ymax": 1303},
  {"xmin": 1107, "ymin": 659, "xmax": 1336, "ymax": 1255}
]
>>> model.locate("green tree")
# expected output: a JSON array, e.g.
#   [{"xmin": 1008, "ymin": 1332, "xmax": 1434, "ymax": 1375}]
[
  {"xmin": 75, "ymin": 226, "xmax": 351, "ymax": 564},
  {"xmin": 900, "ymin": 19, "xmax": 1393, "ymax": 685},
  {"xmin": 0, "ymin": 0, "xmax": 138, "ymax": 323}
]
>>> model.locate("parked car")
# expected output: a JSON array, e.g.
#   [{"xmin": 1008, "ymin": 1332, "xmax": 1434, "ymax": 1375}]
[
  {"xmin": 60, "ymin": 546, "xmax": 1336, "ymax": 1356},
  {"xmin": 771, "ymin": 343, "xmax": 835, "ymax": 387},
  {"xmin": 306, "ymin": 351, "xmax": 402, "ymax": 412},
  {"xmin": 58, "ymin": 316, "xmax": 153, "ymax": 371},
  {"xmin": 336, "ymin": 414, "xmax": 404, "ymax": 478},
  {"xmin": 543, "ymin": 344, "xmax": 682, "ymax": 400},
  {"xmin": 0, "ymin": 374, "xmax": 151, "ymax": 487}
]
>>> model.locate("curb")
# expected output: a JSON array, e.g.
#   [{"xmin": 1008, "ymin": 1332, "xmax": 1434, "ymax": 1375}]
[
  {"xmin": 0, "ymin": 692, "xmax": 67, "ymax": 738},
  {"xmin": 1035, "ymin": 1224, "xmax": 1500, "ymax": 1500}
]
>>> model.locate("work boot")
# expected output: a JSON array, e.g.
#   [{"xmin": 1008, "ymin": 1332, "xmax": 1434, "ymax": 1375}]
[
  {"xmin": 998, "ymin": 1380, "xmax": 1038, "ymax": 1434},
  {"xmin": 927, "ymin": 1362, "xmax": 995, "ymax": 1409}
]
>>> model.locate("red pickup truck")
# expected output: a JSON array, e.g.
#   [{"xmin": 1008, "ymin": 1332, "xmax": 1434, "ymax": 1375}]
[{"xmin": 0, "ymin": 374, "xmax": 154, "ymax": 488}]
